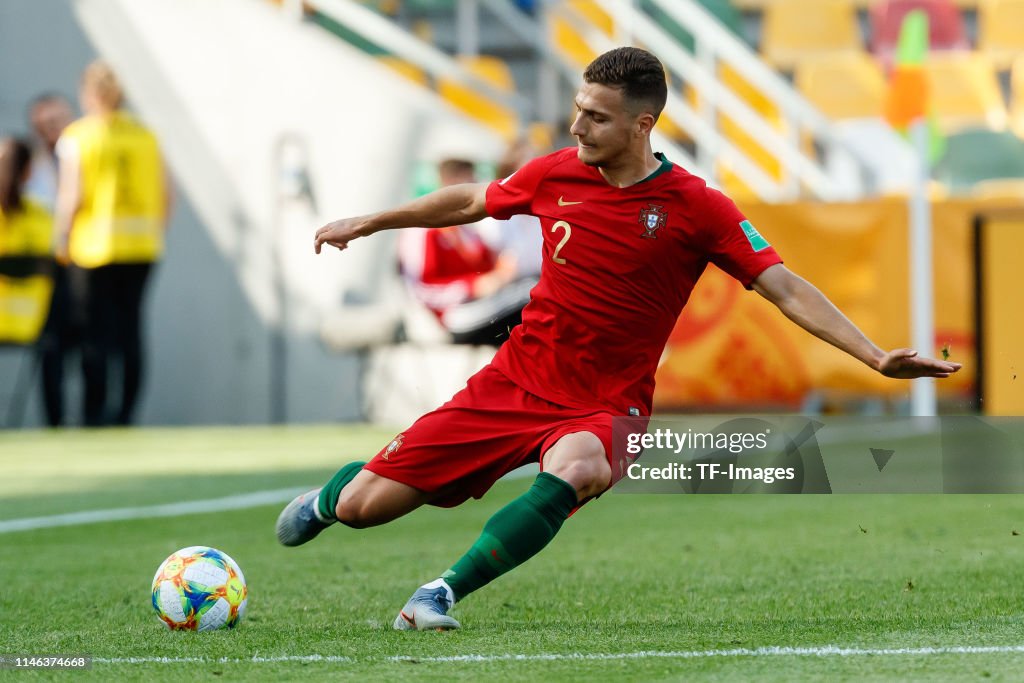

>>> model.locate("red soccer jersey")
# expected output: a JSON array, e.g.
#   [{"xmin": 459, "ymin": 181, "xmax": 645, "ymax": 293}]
[
  {"xmin": 484, "ymin": 147, "xmax": 783, "ymax": 415},
  {"xmin": 398, "ymin": 225, "xmax": 498, "ymax": 317}
]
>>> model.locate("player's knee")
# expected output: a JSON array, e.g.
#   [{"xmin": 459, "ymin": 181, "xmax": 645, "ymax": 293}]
[
  {"xmin": 334, "ymin": 489, "xmax": 377, "ymax": 529},
  {"xmin": 557, "ymin": 458, "xmax": 611, "ymax": 499},
  {"xmin": 545, "ymin": 434, "xmax": 611, "ymax": 500}
]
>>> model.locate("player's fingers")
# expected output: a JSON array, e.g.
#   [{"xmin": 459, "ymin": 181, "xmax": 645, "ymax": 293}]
[{"xmin": 314, "ymin": 226, "xmax": 334, "ymax": 253}]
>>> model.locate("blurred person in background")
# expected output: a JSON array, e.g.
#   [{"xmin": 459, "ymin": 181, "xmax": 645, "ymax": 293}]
[
  {"xmin": 25, "ymin": 93, "xmax": 75, "ymax": 212},
  {"xmin": 0, "ymin": 136, "xmax": 52, "ymax": 273},
  {"xmin": 26, "ymin": 93, "xmax": 76, "ymax": 426},
  {"xmin": 55, "ymin": 60, "xmax": 172, "ymax": 426},
  {"xmin": 0, "ymin": 137, "xmax": 55, "ymax": 417},
  {"xmin": 398, "ymin": 158, "xmax": 531, "ymax": 346}
]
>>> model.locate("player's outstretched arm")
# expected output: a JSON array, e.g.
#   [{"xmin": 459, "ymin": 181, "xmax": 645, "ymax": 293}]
[
  {"xmin": 313, "ymin": 182, "xmax": 489, "ymax": 254},
  {"xmin": 751, "ymin": 264, "xmax": 962, "ymax": 379}
]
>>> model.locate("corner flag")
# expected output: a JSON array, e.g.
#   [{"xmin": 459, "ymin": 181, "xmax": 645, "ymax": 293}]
[{"xmin": 882, "ymin": 9, "xmax": 945, "ymax": 162}]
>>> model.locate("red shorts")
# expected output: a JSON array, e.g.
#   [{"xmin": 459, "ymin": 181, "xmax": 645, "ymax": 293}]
[{"xmin": 363, "ymin": 364, "xmax": 623, "ymax": 508}]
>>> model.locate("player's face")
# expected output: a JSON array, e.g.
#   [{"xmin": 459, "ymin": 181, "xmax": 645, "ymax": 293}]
[{"xmin": 570, "ymin": 82, "xmax": 641, "ymax": 167}]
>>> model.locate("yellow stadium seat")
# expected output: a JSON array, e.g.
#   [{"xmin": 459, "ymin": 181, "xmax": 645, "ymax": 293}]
[
  {"xmin": 978, "ymin": 0, "xmax": 1024, "ymax": 70},
  {"xmin": 438, "ymin": 55, "xmax": 520, "ymax": 141},
  {"xmin": 925, "ymin": 51, "xmax": 1008, "ymax": 133},
  {"xmin": 656, "ymin": 80, "xmax": 691, "ymax": 145},
  {"xmin": 376, "ymin": 56, "xmax": 429, "ymax": 86},
  {"xmin": 549, "ymin": 0, "xmax": 614, "ymax": 69},
  {"xmin": 716, "ymin": 65, "xmax": 786, "ymax": 200},
  {"xmin": 1012, "ymin": 54, "xmax": 1024, "ymax": 138},
  {"xmin": 655, "ymin": 111, "xmax": 689, "ymax": 144},
  {"xmin": 760, "ymin": 0, "xmax": 861, "ymax": 71},
  {"xmin": 794, "ymin": 51, "xmax": 886, "ymax": 120}
]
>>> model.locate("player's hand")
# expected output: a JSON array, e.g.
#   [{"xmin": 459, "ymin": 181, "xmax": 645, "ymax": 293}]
[
  {"xmin": 314, "ymin": 218, "xmax": 365, "ymax": 254},
  {"xmin": 877, "ymin": 348, "xmax": 962, "ymax": 379}
]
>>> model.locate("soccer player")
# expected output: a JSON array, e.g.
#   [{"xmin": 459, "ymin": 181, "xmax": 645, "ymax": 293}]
[{"xmin": 277, "ymin": 47, "xmax": 960, "ymax": 630}]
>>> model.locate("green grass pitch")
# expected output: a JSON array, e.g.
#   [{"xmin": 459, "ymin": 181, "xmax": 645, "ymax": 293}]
[{"xmin": 3, "ymin": 425, "xmax": 1024, "ymax": 681}]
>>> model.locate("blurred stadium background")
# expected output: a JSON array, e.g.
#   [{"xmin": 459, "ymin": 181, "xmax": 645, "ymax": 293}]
[{"xmin": 1, "ymin": 0, "xmax": 1023, "ymax": 429}]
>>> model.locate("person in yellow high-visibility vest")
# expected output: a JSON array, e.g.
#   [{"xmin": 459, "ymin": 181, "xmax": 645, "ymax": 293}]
[
  {"xmin": 0, "ymin": 137, "xmax": 55, "ymax": 350},
  {"xmin": 55, "ymin": 60, "xmax": 172, "ymax": 426}
]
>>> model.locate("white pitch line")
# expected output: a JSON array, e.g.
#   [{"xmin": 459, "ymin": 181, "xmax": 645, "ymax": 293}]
[
  {"xmin": 93, "ymin": 645, "xmax": 1024, "ymax": 665},
  {"xmin": 0, "ymin": 465, "xmax": 542, "ymax": 535},
  {"xmin": 0, "ymin": 488, "xmax": 306, "ymax": 534},
  {"xmin": 388, "ymin": 645, "xmax": 1024, "ymax": 662},
  {"xmin": 95, "ymin": 655, "xmax": 355, "ymax": 664}
]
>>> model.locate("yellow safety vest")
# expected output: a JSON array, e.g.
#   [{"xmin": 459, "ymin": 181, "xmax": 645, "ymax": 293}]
[
  {"xmin": 0, "ymin": 199, "xmax": 54, "ymax": 344},
  {"xmin": 0, "ymin": 199, "xmax": 51, "ymax": 258},
  {"xmin": 62, "ymin": 111, "xmax": 166, "ymax": 268}
]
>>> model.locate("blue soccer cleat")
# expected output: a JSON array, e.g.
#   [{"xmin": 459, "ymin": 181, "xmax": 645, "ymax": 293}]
[
  {"xmin": 393, "ymin": 584, "xmax": 461, "ymax": 631},
  {"xmin": 275, "ymin": 488, "xmax": 334, "ymax": 547}
]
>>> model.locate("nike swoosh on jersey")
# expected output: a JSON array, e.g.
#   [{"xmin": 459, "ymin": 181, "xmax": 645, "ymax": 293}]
[{"xmin": 557, "ymin": 196, "xmax": 583, "ymax": 206}]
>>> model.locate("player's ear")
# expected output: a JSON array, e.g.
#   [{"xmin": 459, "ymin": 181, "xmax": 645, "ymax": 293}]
[{"xmin": 635, "ymin": 111, "xmax": 656, "ymax": 137}]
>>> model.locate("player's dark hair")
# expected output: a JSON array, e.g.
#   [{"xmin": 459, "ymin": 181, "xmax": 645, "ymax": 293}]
[
  {"xmin": 0, "ymin": 137, "xmax": 32, "ymax": 215},
  {"xmin": 583, "ymin": 47, "xmax": 668, "ymax": 121}
]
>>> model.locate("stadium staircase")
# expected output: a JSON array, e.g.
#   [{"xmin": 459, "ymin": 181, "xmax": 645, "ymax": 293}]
[
  {"xmin": 336, "ymin": 0, "xmax": 1024, "ymax": 198},
  {"xmin": 306, "ymin": 0, "xmax": 885, "ymax": 202}
]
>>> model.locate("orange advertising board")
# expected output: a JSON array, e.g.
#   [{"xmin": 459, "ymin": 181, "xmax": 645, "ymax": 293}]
[
  {"xmin": 977, "ymin": 213, "xmax": 1024, "ymax": 415},
  {"xmin": 653, "ymin": 197, "xmax": 1018, "ymax": 410}
]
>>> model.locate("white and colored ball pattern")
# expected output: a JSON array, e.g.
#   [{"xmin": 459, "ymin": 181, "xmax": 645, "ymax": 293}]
[{"xmin": 151, "ymin": 546, "xmax": 248, "ymax": 631}]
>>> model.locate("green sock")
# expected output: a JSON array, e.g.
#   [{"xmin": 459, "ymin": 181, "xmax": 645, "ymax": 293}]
[
  {"xmin": 317, "ymin": 461, "xmax": 366, "ymax": 521},
  {"xmin": 441, "ymin": 472, "xmax": 578, "ymax": 601}
]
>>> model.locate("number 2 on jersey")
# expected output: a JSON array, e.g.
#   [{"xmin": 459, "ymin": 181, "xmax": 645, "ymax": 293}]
[{"xmin": 550, "ymin": 220, "xmax": 571, "ymax": 265}]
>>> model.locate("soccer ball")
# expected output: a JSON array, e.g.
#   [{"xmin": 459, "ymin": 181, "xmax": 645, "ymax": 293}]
[{"xmin": 151, "ymin": 546, "xmax": 248, "ymax": 631}]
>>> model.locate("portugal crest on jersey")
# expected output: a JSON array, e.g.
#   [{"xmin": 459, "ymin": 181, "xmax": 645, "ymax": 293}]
[
  {"xmin": 383, "ymin": 434, "xmax": 404, "ymax": 460},
  {"xmin": 638, "ymin": 205, "xmax": 666, "ymax": 239}
]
